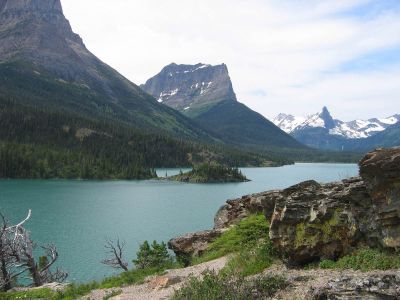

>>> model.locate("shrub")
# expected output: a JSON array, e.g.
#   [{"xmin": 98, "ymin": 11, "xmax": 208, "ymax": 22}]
[
  {"xmin": 319, "ymin": 248, "xmax": 400, "ymax": 271},
  {"xmin": 172, "ymin": 270, "xmax": 287, "ymax": 300},
  {"xmin": 133, "ymin": 240, "xmax": 173, "ymax": 269},
  {"xmin": 193, "ymin": 214, "xmax": 271, "ymax": 264}
]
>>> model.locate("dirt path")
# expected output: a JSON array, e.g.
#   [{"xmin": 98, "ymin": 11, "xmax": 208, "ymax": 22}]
[
  {"xmin": 80, "ymin": 259, "xmax": 399, "ymax": 299},
  {"xmin": 80, "ymin": 256, "xmax": 228, "ymax": 300}
]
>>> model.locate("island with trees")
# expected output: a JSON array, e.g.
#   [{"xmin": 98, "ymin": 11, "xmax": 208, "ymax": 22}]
[{"xmin": 168, "ymin": 164, "xmax": 249, "ymax": 183}]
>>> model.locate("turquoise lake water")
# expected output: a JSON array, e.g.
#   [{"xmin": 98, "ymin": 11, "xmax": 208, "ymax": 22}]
[{"xmin": 0, "ymin": 163, "xmax": 358, "ymax": 282}]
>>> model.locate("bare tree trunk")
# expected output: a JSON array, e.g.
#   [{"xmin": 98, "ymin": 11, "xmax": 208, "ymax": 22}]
[
  {"xmin": 1, "ymin": 258, "xmax": 11, "ymax": 291},
  {"xmin": 26, "ymin": 257, "xmax": 42, "ymax": 287},
  {"xmin": 101, "ymin": 238, "xmax": 129, "ymax": 271}
]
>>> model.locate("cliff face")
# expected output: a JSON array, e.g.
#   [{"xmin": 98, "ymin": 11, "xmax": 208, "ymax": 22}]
[
  {"xmin": 360, "ymin": 147, "xmax": 400, "ymax": 248},
  {"xmin": 0, "ymin": 0, "xmax": 86, "ymax": 78},
  {"xmin": 269, "ymin": 147, "xmax": 400, "ymax": 264},
  {"xmin": 141, "ymin": 63, "xmax": 236, "ymax": 114}
]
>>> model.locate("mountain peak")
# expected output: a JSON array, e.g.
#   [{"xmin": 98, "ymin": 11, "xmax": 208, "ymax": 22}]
[
  {"xmin": 0, "ymin": 0, "xmax": 89, "ymax": 80},
  {"xmin": 0, "ymin": 0, "xmax": 62, "ymax": 14},
  {"xmin": 320, "ymin": 106, "xmax": 335, "ymax": 129},
  {"xmin": 142, "ymin": 63, "xmax": 237, "ymax": 113}
]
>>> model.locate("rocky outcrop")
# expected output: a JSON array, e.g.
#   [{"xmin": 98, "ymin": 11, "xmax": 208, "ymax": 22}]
[
  {"xmin": 168, "ymin": 191, "xmax": 275, "ymax": 261},
  {"xmin": 169, "ymin": 147, "xmax": 400, "ymax": 266},
  {"xmin": 214, "ymin": 191, "xmax": 277, "ymax": 229},
  {"xmin": 268, "ymin": 178, "xmax": 373, "ymax": 264},
  {"xmin": 168, "ymin": 230, "xmax": 223, "ymax": 265},
  {"xmin": 269, "ymin": 147, "xmax": 400, "ymax": 265},
  {"xmin": 312, "ymin": 273, "xmax": 400, "ymax": 299},
  {"xmin": 360, "ymin": 147, "xmax": 400, "ymax": 249}
]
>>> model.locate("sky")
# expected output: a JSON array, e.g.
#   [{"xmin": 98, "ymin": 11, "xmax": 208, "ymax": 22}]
[{"xmin": 61, "ymin": 0, "xmax": 400, "ymax": 121}]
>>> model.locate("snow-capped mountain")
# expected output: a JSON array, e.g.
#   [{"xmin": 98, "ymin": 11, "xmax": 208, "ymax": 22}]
[{"xmin": 273, "ymin": 107, "xmax": 400, "ymax": 140}]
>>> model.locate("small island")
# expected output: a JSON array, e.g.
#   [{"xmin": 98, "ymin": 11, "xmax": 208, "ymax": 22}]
[{"xmin": 168, "ymin": 164, "xmax": 249, "ymax": 183}]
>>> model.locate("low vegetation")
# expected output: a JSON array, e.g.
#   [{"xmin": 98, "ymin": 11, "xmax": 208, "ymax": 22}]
[
  {"xmin": 223, "ymin": 240, "xmax": 277, "ymax": 276},
  {"xmin": 319, "ymin": 248, "xmax": 400, "ymax": 271},
  {"xmin": 0, "ymin": 240, "xmax": 179, "ymax": 300},
  {"xmin": 170, "ymin": 163, "xmax": 249, "ymax": 183},
  {"xmin": 192, "ymin": 214, "xmax": 278, "ymax": 277},
  {"xmin": 193, "ymin": 214, "xmax": 271, "ymax": 263},
  {"xmin": 172, "ymin": 270, "xmax": 287, "ymax": 300}
]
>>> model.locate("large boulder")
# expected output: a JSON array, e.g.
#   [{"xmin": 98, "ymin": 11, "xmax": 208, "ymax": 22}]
[
  {"xmin": 269, "ymin": 147, "xmax": 400, "ymax": 265},
  {"xmin": 214, "ymin": 191, "xmax": 277, "ymax": 229},
  {"xmin": 360, "ymin": 147, "xmax": 400, "ymax": 248},
  {"xmin": 268, "ymin": 178, "xmax": 373, "ymax": 264},
  {"xmin": 167, "ymin": 229, "xmax": 223, "ymax": 265}
]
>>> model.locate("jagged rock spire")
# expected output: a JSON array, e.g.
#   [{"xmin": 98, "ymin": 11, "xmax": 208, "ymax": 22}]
[{"xmin": 320, "ymin": 106, "xmax": 336, "ymax": 129}]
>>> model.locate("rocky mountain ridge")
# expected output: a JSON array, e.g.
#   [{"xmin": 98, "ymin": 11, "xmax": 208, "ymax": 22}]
[
  {"xmin": 141, "ymin": 63, "xmax": 236, "ymax": 115},
  {"xmin": 273, "ymin": 107, "xmax": 400, "ymax": 139}
]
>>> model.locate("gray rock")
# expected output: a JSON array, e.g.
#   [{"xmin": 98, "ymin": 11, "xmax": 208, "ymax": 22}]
[
  {"xmin": 167, "ymin": 229, "xmax": 223, "ymax": 265},
  {"xmin": 312, "ymin": 273, "xmax": 400, "ymax": 300},
  {"xmin": 360, "ymin": 147, "xmax": 400, "ymax": 249},
  {"xmin": 141, "ymin": 63, "xmax": 237, "ymax": 114}
]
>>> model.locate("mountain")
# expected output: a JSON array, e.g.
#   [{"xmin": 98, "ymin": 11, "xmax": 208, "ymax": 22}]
[
  {"xmin": 142, "ymin": 63, "xmax": 306, "ymax": 150},
  {"xmin": 273, "ymin": 107, "xmax": 400, "ymax": 151},
  {"xmin": 141, "ymin": 63, "xmax": 236, "ymax": 117},
  {"xmin": 0, "ymin": 0, "xmax": 215, "ymax": 140},
  {"xmin": 0, "ymin": 0, "xmax": 286, "ymax": 178}
]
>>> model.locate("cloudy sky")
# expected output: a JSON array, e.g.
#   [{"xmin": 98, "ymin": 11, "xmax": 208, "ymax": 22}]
[{"xmin": 62, "ymin": 0, "xmax": 400, "ymax": 121}]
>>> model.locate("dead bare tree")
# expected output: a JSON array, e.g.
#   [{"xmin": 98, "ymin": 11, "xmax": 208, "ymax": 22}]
[
  {"xmin": 0, "ymin": 212, "xmax": 26, "ymax": 291},
  {"xmin": 0, "ymin": 210, "xmax": 67, "ymax": 289},
  {"xmin": 101, "ymin": 238, "xmax": 129, "ymax": 271}
]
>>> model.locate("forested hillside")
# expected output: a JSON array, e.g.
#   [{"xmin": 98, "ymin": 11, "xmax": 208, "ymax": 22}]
[{"xmin": 0, "ymin": 99, "xmax": 280, "ymax": 179}]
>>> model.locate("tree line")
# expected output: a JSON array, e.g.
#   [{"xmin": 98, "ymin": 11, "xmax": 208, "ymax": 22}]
[{"xmin": 0, "ymin": 99, "xmax": 277, "ymax": 179}]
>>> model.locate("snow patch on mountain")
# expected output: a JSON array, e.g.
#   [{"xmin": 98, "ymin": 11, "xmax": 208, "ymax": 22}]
[
  {"xmin": 273, "ymin": 108, "xmax": 400, "ymax": 140},
  {"xmin": 273, "ymin": 113, "xmax": 306, "ymax": 133},
  {"xmin": 158, "ymin": 88, "xmax": 179, "ymax": 102}
]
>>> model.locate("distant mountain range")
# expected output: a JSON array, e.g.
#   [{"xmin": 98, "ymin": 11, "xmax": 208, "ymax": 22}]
[
  {"xmin": 142, "ymin": 63, "xmax": 305, "ymax": 150},
  {"xmin": 273, "ymin": 107, "xmax": 400, "ymax": 151}
]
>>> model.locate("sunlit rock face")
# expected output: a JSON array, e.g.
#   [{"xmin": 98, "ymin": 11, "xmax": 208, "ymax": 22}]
[
  {"xmin": 141, "ymin": 63, "xmax": 236, "ymax": 115},
  {"xmin": 269, "ymin": 147, "xmax": 400, "ymax": 265}
]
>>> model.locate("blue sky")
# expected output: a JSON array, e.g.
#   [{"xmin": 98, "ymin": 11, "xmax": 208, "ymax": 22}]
[{"xmin": 62, "ymin": 0, "xmax": 400, "ymax": 121}]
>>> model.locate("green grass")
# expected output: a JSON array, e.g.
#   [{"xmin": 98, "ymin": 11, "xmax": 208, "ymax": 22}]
[
  {"xmin": 172, "ymin": 270, "xmax": 287, "ymax": 300},
  {"xmin": 223, "ymin": 239, "xmax": 277, "ymax": 276},
  {"xmin": 192, "ymin": 214, "xmax": 271, "ymax": 264},
  {"xmin": 319, "ymin": 248, "xmax": 400, "ymax": 271},
  {"xmin": 0, "ymin": 288, "xmax": 55, "ymax": 300}
]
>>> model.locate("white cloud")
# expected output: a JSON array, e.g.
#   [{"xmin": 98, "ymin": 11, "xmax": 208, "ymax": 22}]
[{"xmin": 61, "ymin": 0, "xmax": 400, "ymax": 121}]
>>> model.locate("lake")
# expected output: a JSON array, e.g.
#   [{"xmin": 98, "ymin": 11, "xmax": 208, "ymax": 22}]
[{"xmin": 0, "ymin": 163, "xmax": 358, "ymax": 283}]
